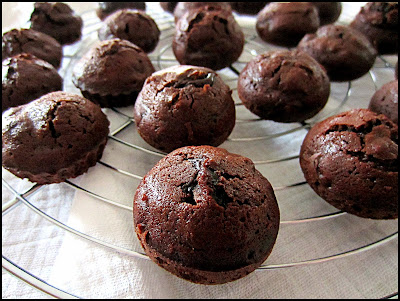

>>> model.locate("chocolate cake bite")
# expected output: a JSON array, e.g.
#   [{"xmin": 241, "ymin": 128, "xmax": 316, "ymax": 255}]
[
  {"xmin": 237, "ymin": 50, "xmax": 330, "ymax": 123},
  {"xmin": 2, "ymin": 28, "xmax": 62, "ymax": 69},
  {"xmin": 2, "ymin": 91, "xmax": 110, "ymax": 184},
  {"xmin": 369, "ymin": 80, "xmax": 398, "ymax": 124},
  {"xmin": 133, "ymin": 145, "xmax": 280, "ymax": 284},
  {"xmin": 133, "ymin": 65, "xmax": 235, "ymax": 153},
  {"xmin": 29, "ymin": 2, "xmax": 83, "ymax": 45},
  {"xmin": 300, "ymin": 108, "xmax": 398, "ymax": 219},
  {"xmin": 172, "ymin": 5, "xmax": 244, "ymax": 71}
]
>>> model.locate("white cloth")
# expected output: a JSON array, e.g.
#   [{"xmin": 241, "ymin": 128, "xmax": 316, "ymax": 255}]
[{"xmin": 2, "ymin": 2, "xmax": 398, "ymax": 299}]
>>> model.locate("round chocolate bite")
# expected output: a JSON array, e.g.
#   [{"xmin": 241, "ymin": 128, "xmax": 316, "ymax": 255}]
[
  {"xmin": 237, "ymin": 50, "xmax": 330, "ymax": 123},
  {"xmin": 297, "ymin": 24, "xmax": 377, "ymax": 82},
  {"xmin": 134, "ymin": 65, "xmax": 236, "ymax": 153},
  {"xmin": 172, "ymin": 6, "xmax": 244, "ymax": 71},
  {"xmin": 312, "ymin": 2, "xmax": 342, "ymax": 26},
  {"xmin": 300, "ymin": 108, "xmax": 398, "ymax": 220},
  {"xmin": 369, "ymin": 80, "xmax": 398, "ymax": 124},
  {"xmin": 173, "ymin": 2, "xmax": 232, "ymax": 22},
  {"xmin": 29, "ymin": 2, "xmax": 83, "ymax": 45},
  {"xmin": 229, "ymin": 2, "xmax": 269, "ymax": 15},
  {"xmin": 72, "ymin": 39, "xmax": 155, "ymax": 108},
  {"xmin": 2, "ymin": 91, "xmax": 110, "ymax": 185},
  {"xmin": 2, "ymin": 53, "xmax": 63, "ymax": 112},
  {"xmin": 256, "ymin": 2, "xmax": 320, "ymax": 48},
  {"xmin": 96, "ymin": 2, "xmax": 146, "ymax": 20},
  {"xmin": 2, "ymin": 28, "xmax": 62, "ymax": 69},
  {"xmin": 350, "ymin": 2, "xmax": 398, "ymax": 55},
  {"xmin": 133, "ymin": 145, "xmax": 280, "ymax": 284},
  {"xmin": 98, "ymin": 9, "xmax": 160, "ymax": 53}
]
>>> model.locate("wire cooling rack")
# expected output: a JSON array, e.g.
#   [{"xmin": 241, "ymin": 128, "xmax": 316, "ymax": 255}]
[{"xmin": 2, "ymin": 3, "xmax": 398, "ymax": 299}]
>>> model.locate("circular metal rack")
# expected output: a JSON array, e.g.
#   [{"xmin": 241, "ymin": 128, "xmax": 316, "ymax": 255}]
[{"xmin": 2, "ymin": 4, "xmax": 398, "ymax": 299}]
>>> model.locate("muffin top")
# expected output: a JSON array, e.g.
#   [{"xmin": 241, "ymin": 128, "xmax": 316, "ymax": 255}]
[
  {"xmin": 98, "ymin": 9, "xmax": 160, "ymax": 53},
  {"xmin": 354, "ymin": 2, "xmax": 398, "ymax": 29},
  {"xmin": 134, "ymin": 145, "xmax": 280, "ymax": 273},
  {"xmin": 96, "ymin": 2, "xmax": 146, "ymax": 20},
  {"xmin": 72, "ymin": 39, "xmax": 155, "ymax": 97},
  {"xmin": 2, "ymin": 28, "xmax": 63, "ymax": 69},
  {"xmin": 2, "ymin": 53, "xmax": 63, "ymax": 112},
  {"xmin": 2, "ymin": 91, "xmax": 110, "ymax": 176},
  {"xmin": 29, "ymin": 2, "xmax": 83, "ymax": 45}
]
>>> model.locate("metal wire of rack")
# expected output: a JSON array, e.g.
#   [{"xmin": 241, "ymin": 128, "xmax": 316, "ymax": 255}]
[{"xmin": 2, "ymin": 3, "xmax": 398, "ymax": 299}]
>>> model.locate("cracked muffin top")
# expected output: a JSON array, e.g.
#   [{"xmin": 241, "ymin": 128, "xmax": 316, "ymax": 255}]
[
  {"xmin": 300, "ymin": 108, "xmax": 398, "ymax": 219},
  {"xmin": 133, "ymin": 65, "xmax": 235, "ymax": 153},
  {"xmin": 172, "ymin": 5, "xmax": 244, "ymax": 71},
  {"xmin": 2, "ymin": 28, "xmax": 63, "ymax": 69},
  {"xmin": 2, "ymin": 53, "xmax": 63, "ymax": 112},
  {"xmin": 2, "ymin": 91, "xmax": 110, "ymax": 184},
  {"xmin": 237, "ymin": 49, "xmax": 330, "ymax": 123},
  {"xmin": 133, "ymin": 145, "xmax": 280, "ymax": 284}
]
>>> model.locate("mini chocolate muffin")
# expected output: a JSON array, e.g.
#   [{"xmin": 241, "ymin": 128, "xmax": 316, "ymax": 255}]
[
  {"xmin": 29, "ymin": 2, "xmax": 83, "ymax": 45},
  {"xmin": 350, "ymin": 2, "xmax": 398, "ymax": 54},
  {"xmin": 256, "ymin": 2, "xmax": 320, "ymax": 48},
  {"xmin": 2, "ymin": 28, "xmax": 62, "ymax": 69},
  {"xmin": 133, "ymin": 145, "xmax": 280, "ymax": 284},
  {"xmin": 369, "ymin": 80, "xmax": 398, "ymax": 124},
  {"xmin": 98, "ymin": 9, "xmax": 160, "ymax": 53},
  {"xmin": 297, "ymin": 24, "xmax": 377, "ymax": 82},
  {"xmin": 72, "ymin": 39, "xmax": 155, "ymax": 108},
  {"xmin": 2, "ymin": 91, "xmax": 110, "ymax": 185},
  {"xmin": 237, "ymin": 50, "xmax": 330, "ymax": 123},
  {"xmin": 173, "ymin": 2, "xmax": 232, "ymax": 22},
  {"xmin": 173, "ymin": 6, "xmax": 244, "ymax": 71},
  {"xmin": 160, "ymin": 2, "xmax": 178, "ymax": 14},
  {"xmin": 2, "ymin": 53, "xmax": 63, "ymax": 112},
  {"xmin": 229, "ymin": 2, "xmax": 268, "ymax": 15},
  {"xmin": 96, "ymin": 2, "xmax": 146, "ymax": 20},
  {"xmin": 312, "ymin": 2, "xmax": 342, "ymax": 26},
  {"xmin": 300, "ymin": 108, "xmax": 398, "ymax": 219},
  {"xmin": 133, "ymin": 65, "xmax": 236, "ymax": 153}
]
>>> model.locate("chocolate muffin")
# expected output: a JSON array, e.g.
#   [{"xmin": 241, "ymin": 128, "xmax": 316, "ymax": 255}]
[
  {"xmin": 133, "ymin": 145, "xmax": 280, "ymax": 284},
  {"xmin": 300, "ymin": 108, "xmax": 398, "ymax": 219},
  {"xmin": 172, "ymin": 6, "xmax": 244, "ymax": 71},
  {"xmin": 297, "ymin": 25, "xmax": 377, "ymax": 82},
  {"xmin": 229, "ymin": 2, "xmax": 268, "ymax": 15},
  {"xmin": 98, "ymin": 9, "xmax": 160, "ymax": 53},
  {"xmin": 2, "ymin": 28, "xmax": 62, "ymax": 69},
  {"xmin": 173, "ymin": 2, "xmax": 232, "ymax": 22},
  {"xmin": 96, "ymin": 2, "xmax": 146, "ymax": 20},
  {"xmin": 312, "ymin": 2, "xmax": 342, "ymax": 26},
  {"xmin": 369, "ymin": 80, "xmax": 398, "ymax": 124},
  {"xmin": 72, "ymin": 39, "xmax": 155, "ymax": 108},
  {"xmin": 237, "ymin": 50, "xmax": 330, "ymax": 123},
  {"xmin": 2, "ymin": 53, "xmax": 63, "ymax": 112},
  {"xmin": 2, "ymin": 91, "xmax": 110, "ymax": 185},
  {"xmin": 133, "ymin": 65, "xmax": 236, "ymax": 153},
  {"xmin": 29, "ymin": 2, "xmax": 83, "ymax": 45},
  {"xmin": 256, "ymin": 2, "xmax": 320, "ymax": 48},
  {"xmin": 350, "ymin": 2, "xmax": 398, "ymax": 54}
]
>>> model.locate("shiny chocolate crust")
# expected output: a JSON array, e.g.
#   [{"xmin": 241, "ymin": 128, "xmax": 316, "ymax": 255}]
[
  {"xmin": 2, "ymin": 92, "xmax": 110, "ymax": 184},
  {"xmin": 133, "ymin": 145, "xmax": 280, "ymax": 284},
  {"xmin": 369, "ymin": 80, "xmax": 398, "ymax": 124},
  {"xmin": 134, "ymin": 65, "xmax": 235, "ymax": 153},
  {"xmin": 300, "ymin": 108, "xmax": 398, "ymax": 219}
]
